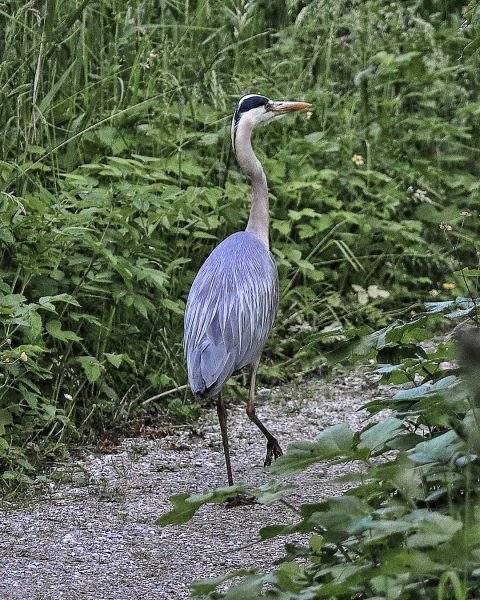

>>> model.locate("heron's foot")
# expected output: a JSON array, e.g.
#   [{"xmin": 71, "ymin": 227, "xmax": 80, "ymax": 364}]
[
  {"xmin": 264, "ymin": 439, "xmax": 283, "ymax": 467},
  {"xmin": 225, "ymin": 493, "xmax": 257, "ymax": 508}
]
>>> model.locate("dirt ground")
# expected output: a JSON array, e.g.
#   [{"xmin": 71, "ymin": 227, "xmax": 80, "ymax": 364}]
[{"xmin": 0, "ymin": 369, "xmax": 382, "ymax": 600}]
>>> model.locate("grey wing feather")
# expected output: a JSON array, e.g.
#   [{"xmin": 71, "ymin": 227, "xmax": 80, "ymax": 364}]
[{"xmin": 184, "ymin": 231, "xmax": 278, "ymax": 398}]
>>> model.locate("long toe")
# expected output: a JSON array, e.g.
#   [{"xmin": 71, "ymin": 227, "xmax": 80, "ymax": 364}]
[
  {"xmin": 264, "ymin": 439, "xmax": 282, "ymax": 467},
  {"xmin": 225, "ymin": 494, "xmax": 257, "ymax": 508},
  {"xmin": 273, "ymin": 441, "xmax": 283, "ymax": 460},
  {"xmin": 264, "ymin": 450, "xmax": 272, "ymax": 467}
]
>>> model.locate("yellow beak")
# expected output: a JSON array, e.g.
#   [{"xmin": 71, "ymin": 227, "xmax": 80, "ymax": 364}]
[{"xmin": 268, "ymin": 100, "xmax": 312, "ymax": 114}]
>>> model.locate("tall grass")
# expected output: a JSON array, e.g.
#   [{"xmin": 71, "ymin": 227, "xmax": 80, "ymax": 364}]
[{"xmin": 0, "ymin": 0, "xmax": 479, "ymax": 483}]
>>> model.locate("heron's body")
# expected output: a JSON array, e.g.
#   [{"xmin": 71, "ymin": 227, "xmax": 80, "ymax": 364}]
[
  {"xmin": 183, "ymin": 93, "xmax": 310, "ymax": 488},
  {"xmin": 185, "ymin": 231, "xmax": 278, "ymax": 399}
]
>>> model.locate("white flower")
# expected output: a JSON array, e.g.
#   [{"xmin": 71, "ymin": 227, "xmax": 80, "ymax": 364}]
[
  {"xmin": 351, "ymin": 154, "xmax": 365, "ymax": 167},
  {"xmin": 288, "ymin": 322, "xmax": 314, "ymax": 333},
  {"xmin": 412, "ymin": 188, "xmax": 432, "ymax": 204},
  {"xmin": 352, "ymin": 284, "xmax": 369, "ymax": 305},
  {"xmin": 352, "ymin": 284, "xmax": 390, "ymax": 305},
  {"xmin": 321, "ymin": 322, "xmax": 343, "ymax": 333},
  {"xmin": 367, "ymin": 285, "xmax": 390, "ymax": 299}
]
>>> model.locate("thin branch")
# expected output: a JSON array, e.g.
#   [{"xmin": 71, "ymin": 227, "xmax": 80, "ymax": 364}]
[{"xmin": 142, "ymin": 384, "xmax": 188, "ymax": 405}]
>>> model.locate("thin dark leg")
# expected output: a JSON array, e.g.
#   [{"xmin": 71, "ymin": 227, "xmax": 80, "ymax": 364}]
[
  {"xmin": 216, "ymin": 394, "xmax": 234, "ymax": 486},
  {"xmin": 246, "ymin": 362, "xmax": 283, "ymax": 466}
]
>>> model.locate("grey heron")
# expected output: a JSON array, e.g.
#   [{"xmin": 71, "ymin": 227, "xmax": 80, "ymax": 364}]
[{"xmin": 184, "ymin": 94, "xmax": 311, "ymax": 486}]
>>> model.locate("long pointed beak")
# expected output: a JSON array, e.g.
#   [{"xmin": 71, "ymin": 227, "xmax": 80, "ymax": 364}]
[{"xmin": 267, "ymin": 100, "xmax": 312, "ymax": 114}]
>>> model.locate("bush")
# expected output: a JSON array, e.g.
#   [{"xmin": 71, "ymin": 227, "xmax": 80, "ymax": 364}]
[{"xmin": 160, "ymin": 301, "xmax": 480, "ymax": 598}]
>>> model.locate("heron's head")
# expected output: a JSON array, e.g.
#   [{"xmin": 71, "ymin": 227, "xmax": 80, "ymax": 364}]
[{"xmin": 231, "ymin": 94, "xmax": 311, "ymax": 152}]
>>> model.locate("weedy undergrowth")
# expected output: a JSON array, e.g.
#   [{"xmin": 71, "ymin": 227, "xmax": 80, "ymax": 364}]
[{"xmin": 159, "ymin": 300, "xmax": 480, "ymax": 599}]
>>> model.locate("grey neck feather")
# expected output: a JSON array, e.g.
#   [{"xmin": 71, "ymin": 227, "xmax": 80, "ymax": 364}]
[{"xmin": 234, "ymin": 118, "xmax": 269, "ymax": 248}]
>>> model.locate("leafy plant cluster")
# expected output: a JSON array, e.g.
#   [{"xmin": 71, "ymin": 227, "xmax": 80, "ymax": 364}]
[
  {"xmin": 1, "ymin": 0, "xmax": 480, "ymax": 481},
  {"xmin": 160, "ymin": 301, "xmax": 480, "ymax": 599}
]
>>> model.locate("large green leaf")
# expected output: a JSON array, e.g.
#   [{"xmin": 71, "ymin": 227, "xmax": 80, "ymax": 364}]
[
  {"xmin": 77, "ymin": 356, "xmax": 103, "ymax": 383},
  {"xmin": 405, "ymin": 510, "xmax": 462, "ymax": 548},
  {"xmin": 191, "ymin": 570, "xmax": 259, "ymax": 597},
  {"xmin": 302, "ymin": 496, "xmax": 372, "ymax": 543},
  {"xmin": 393, "ymin": 376, "xmax": 458, "ymax": 401},
  {"xmin": 39, "ymin": 294, "xmax": 80, "ymax": 312},
  {"xmin": 46, "ymin": 320, "xmax": 82, "ymax": 342},
  {"xmin": 270, "ymin": 424, "xmax": 355, "ymax": 475},
  {"xmin": 408, "ymin": 430, "xmax": 461, "ymax": 464},
  {"xmin": 157, "ymin": 485, "xmax": 245, "ymax": 526},
  {"xmin": 359, "ymin": 418, "xmax": 404, "ymax": 453}
]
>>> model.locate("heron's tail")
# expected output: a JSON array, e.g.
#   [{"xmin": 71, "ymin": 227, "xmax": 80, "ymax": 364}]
[{"xmin": 187, "ymin": 340, "xmax": 235, "ymax": 398}]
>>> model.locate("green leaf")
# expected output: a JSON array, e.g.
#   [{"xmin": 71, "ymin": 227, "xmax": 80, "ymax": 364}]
[
  {"xmin": 104, "ymin": 353, "xmax": 123, "ymax": 368},
  {"xmin": 222, "ymin": 573, "xmax": 271, "ymax": 599},
  {"xmin": 191, "ymin": 570, "xmax": 257, "ymax": 596},
  {"xmin": 94, "ymin": 125, "xmax": 128, "ymax": 154},
  {"xmin": 27, "ymin": 310, "xmax": 43, "ymax": 340},
  {"xmin": 46, "ymin": 320, "xmax": 82, "ymax": 342},
  {"xmin": 259, "ymin": 524, "xmax": 294, "ymax": 540},
  {"xmin": 137, "ymin": 267, "xmax": 168, "ymax": 289},
  {"xmin": 359, "ymin": 418, "xmax": 404, "ymax": 452},
  {"xmin": 405, "ymin": 510, "xmax": 462, "ymax": 548},
  {"xmin": 304, "ymin": 496, "xmax": 372, "ymax": 543},
  {"xmin": 376, "ymin": 552, "xmax": 445, "ymax": 585},
  {"xmin": 0, "ymin": 409, "xmax": 13, "ymax": 426},
  {"xmin": 409, "ymin": 430, "xmax": 461, "ymax": 464},
  {"xmin": 272, "ymin": 219, "xmax": 291, "ymax": 236},
  {"xmin": 77, "ymin": 356, "xmax": 103, "ymax": 383},
  {"xmin": 157, "ymin": 485, "xmax": 245, "ymax": 526},
  {"xmin": 276, "ymin": 561, "xmax": 305, "ymax": 592},
  {"xmin": 437, "ymin": 571, "xmax": 466, "ymax": 600},
  {"xmin": 0, "ymin": 294, "xmax": 25, "ymax": 308},
  {"xmin": 0, "ymin": 227, "xmax": 14, "ymax": 243},
  {"xmin": 270, "ymin": 424, "xmax": 354, "ymax": 475},
  {"xmin": 455, "ymin": 268, "xmax": 480, "ymax": 277},
  {"xmin": 393, "ymin": 376, "xmax": 458, "ymax": 401},
  {"xmin": 255, "ymin": 481, "xmax": 295, "ymax": 505},
  {"xmin": 162, "ymin": 298, "xmax": 184, "ymax": 315},
  {"xmin": 39, "ymin": 294, "xmax": 80, "ymax": 310},
  {"xmin": 309, "ymin": 534, "xmax": 325, "ymax": 552}
]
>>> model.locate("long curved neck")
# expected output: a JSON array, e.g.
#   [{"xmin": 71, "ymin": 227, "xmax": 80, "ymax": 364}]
[{"xmin": 234, "ymin": 120, "xmax": 269, "ymax": 248}]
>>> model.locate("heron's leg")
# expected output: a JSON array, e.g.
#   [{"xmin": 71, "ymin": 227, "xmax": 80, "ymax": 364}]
[
  {"xmin": 246, "ymin": 362, "xmax": 283, "ymax": 467},
  {"xmin": 216, "ymin": 394, "xmax": 234, "ymax": 486}
]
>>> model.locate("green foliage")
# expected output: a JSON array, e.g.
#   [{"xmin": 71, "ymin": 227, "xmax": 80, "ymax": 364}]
[
  {"xmin": 157, "ymin": 485, "xmax": 246, "ymax": 526},
  {"xmin": 1, "ymin": 0, "xmax": 480, "ymax": 482},
  {"xmin": 159, "ymin": 306, "xmax": 480, "ymax": 599}
]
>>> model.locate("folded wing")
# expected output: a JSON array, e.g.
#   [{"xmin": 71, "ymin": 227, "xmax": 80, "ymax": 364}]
[{"xmin": 184, "ymin": 232, "xmax": 278, "ymax": 398}]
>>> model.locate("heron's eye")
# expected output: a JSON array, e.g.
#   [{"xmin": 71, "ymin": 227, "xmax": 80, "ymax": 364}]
[{"xmin": 265, "ymin": 102, "xmax": 273, "ymax": 112}]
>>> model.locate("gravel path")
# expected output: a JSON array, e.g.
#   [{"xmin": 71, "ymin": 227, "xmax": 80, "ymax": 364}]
[{"xmin": 0, "ymin": 370, "xmax": 382, "ymax": 600}]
